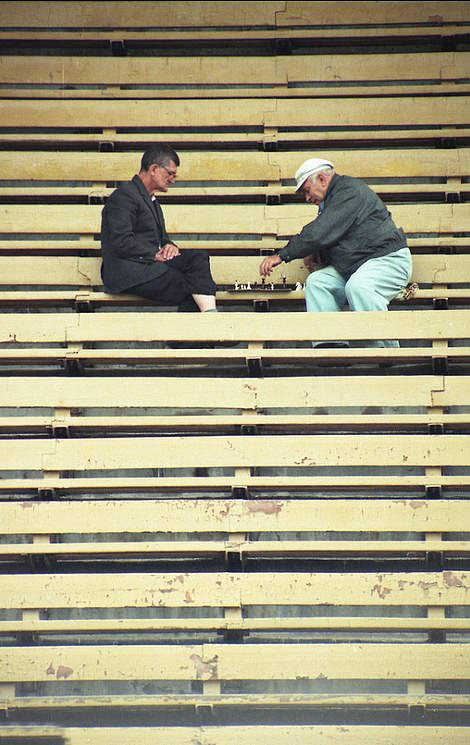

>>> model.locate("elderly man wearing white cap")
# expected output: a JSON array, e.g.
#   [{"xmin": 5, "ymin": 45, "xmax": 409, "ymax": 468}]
[{"xmin": 259, "ymin": 158, "xmax": 412, "ymax": 348}]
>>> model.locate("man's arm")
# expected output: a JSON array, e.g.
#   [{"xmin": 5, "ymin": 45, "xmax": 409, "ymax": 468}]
[{"xmin": 277, "ymin": 184, "xmax": 360, "ymax": 263}]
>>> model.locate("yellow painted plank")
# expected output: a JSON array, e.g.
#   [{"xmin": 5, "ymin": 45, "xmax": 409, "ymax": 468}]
[
  {"xmin": 1, "ymin": 255, "xmax": 470, "ymax": 290},
  {"xmin": 1, "ymin": 539, "xmax": 468, "ymax": 560},
  {"xmin": 0, "ymin": 2, "xmax": 285, "ymax": 29},
  {"xmin": 52, "ymin": 725, "xmax": 470, "ymax": 745},
  {"xmin": 277, "ymin": 2, "xmax": 470, "ymax": 25},
  {"xmin": 2, "ymin": 148, "xmax": 469, "ymax": 181},
  {"xmin": 1, "ymin": 643, "xmax": 469, "ymax": 681},
  {"xmin": 2, "ymin": 498, "xmax": 467, "ymax": 535},
  {"xmin": 2, "ymin": 572, "xmax": 469, "ymax": 609},
  {"xmin": 2, "ymin": 434, "xmax": 470, "ymax": 472},
  {"xmin": 1, "ymin": 97, "xmax": 467, "ymax": 129},
  {"xmin": 0, "ymin": 374, "xmax": 441, "ymax": 409},
  {"xmin": 0, "ymin": 376, "xmax": 256, "ymax": 409},
  {"xmin": 1, "ymin": 474, "xmax": 467, "ymax": 494},
  {"xmin": 0, "ymin": 309, "xmax": 467, "ymax": 344},
  {"xmin": 0, "ymin": 203, "xmax": 468, "ymax": 235},
  {"xmin": 1, "ymin": 52, "xmax": 469, "ymax": 87}
]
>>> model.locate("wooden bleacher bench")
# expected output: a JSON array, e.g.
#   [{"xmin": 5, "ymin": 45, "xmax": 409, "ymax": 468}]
[
  {"xmin": 1, "ymin": 52, "xmax": 470, "ymax": 99},
  {"xmin": 0, "ymin": 1, "xmax": 468, "ymax": 43},
  {"xmin": 0, "ymin": 254, "xmax": 468, "ymax": 308},
  {"xmin": 0, "ymin": 96, "xmax": 469, "ymax": 149},
  {"xmin": 0, "ymin": 426, "xmax": 469, "ymax": 497},
  {"xmin": 0, "ymin": 309, "xmax": 468, "ymax": 376},
  {"xmin": 1, "ymin": 149, "xmax": 469, "ymax": 201},
  {"xmin": 0, "ymin": 374, "xmax": 467, "ymax": 436},
  {"xmin": 1, "ymin": 640, "xmax": 469, "ymax": 714}
]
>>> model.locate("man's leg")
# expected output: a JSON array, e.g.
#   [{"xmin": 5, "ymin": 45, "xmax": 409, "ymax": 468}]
[
  {"xmin": 344, "ymin": 247, "xmax": 412, "ymax": 347},
  {"xmin": 304, "ymin": 265, "xmax": 349, "ymax": 347},
  {"xmin": 129, "ymin": 250, "xmax": 217, "ymax": 312},
  {"xmin": 169, "ymin": 250, "xmax": 217, "ymax": 312}
]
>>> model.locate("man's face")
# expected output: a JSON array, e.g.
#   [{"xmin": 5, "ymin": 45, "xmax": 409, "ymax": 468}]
[
  {"xmin": 150, "ymin": 160, "xmax": 178, "ymax": 192},
  {"xmin": 300, "ymin": 173, "xmax": 328, "ymax": 206}
]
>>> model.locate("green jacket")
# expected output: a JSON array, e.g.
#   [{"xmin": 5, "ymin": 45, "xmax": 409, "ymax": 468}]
[{"xmin": 277, "ymin": 173, "xmax": 407, "ymax": 279}]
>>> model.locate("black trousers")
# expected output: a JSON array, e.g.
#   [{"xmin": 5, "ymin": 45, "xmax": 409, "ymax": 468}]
[{"xmin": 128, "ymin": 250, "xmax": 217, "ymax": 312}]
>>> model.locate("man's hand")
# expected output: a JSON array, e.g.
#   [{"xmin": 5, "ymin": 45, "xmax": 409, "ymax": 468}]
[
  {"xmin": 259, "ymin": 254, "xmax": 282, "ymax": 278},
  {"xmin": 154, "ymin": 243, "xmax": 180, "ymax": 262}
]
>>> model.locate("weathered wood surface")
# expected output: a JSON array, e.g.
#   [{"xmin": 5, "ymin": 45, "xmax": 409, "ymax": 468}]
[
  {"xmin": 2, "ymin": 498, "xmax": 467, "ymax": 535},
  {"xmin": 1, "ymin": 53, "xmax": 469, "ymax": 98},
  {"xmin": 1, "ymin": 148, "xmax": 468, "ymax": 182}
]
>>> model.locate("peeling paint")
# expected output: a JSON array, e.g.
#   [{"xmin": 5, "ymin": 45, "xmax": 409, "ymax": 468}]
[
  {"xmin": 184, "ymin": 591, "xmax": 195, "ymax": 604},
  {"xmin": 20, "ymin": 502, "xmax": 34, "ymax": 509},
  {"xmin": 444, "ymin": 571, "xmax": 467, "ymax": 589},
  {"xmin": 428, "ymin": 15, "xmax": 443, "ymax": 23},
  {"xmin": 190, "ymin": 653, "xmax": 218, "ymax": 680},
  {"xmin": 246, "ymin": 500, "xmax": 282, "ymax": 515},
  {"xmin": 56, "ymin": 665, "xmax": 73, "ymax": 680},
  {"xmin": 409, "ymin": 500, "xmax": 428, "ymax": 510},
  {"xmin": 46, "ymin": 662, "xmax": 55, "ymax": 676},
  {"xmin": 371, "ymin": 584, "xmax": 392, "ymax": 599},
  {"xmin": 418, "ymin": 581, "xmax": 439, "ymax": 594}
]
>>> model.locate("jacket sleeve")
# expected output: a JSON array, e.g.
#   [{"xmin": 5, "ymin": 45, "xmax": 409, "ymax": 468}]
[{"xmin": 277, "ymin": 183, "xmax": 361, "ymax": 262}]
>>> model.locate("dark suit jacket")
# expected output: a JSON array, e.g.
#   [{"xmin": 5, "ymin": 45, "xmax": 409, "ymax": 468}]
[{"xmin": 100, "ymin": 175, "xmax": 171, "ymax": 293}]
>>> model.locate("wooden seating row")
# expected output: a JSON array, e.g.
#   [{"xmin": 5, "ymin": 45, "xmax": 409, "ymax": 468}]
[
  {"xmin": 1, "ymin": 96, "xmax": 469, "ymax": 148},
  {"xmin": 0, "ymin": 0, "xmax": 468, "ymax": 41},
  {"xmin": 4, "ymin": 497, "xmax": 468, "ymax": 561},
  {"xmin": 1, "ymin": 430, "xmax": 469, "ymax": 497},
  {"xmin": 0, "ymin": 254, "xmax": 468, "ymax": 308},
  {"xmin": 1, "ymin": 52, "xmax": 470, "ymax": 99},
  {"xmin": 2, "ymin": 203, "xmax": 468, "ymax": 240},
  {"xmin": 1, "ymin": 149, "xmax": 469, "ymax": 202},
  {"xmin": 2, "ymin": 641, "xmax": 470, "ymax": 713},
  {"xmin": 0, "ymin": 374, "xmax": 466, "ymax": 435},
  {"xmin": 0, "ymin": 309, "xmax": 468, "ymax": 376}
]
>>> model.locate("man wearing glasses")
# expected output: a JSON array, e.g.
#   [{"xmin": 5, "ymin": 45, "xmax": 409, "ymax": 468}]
[{"xmin": 101, "ymin": 144, "xmax": 218, "ymax": 313}]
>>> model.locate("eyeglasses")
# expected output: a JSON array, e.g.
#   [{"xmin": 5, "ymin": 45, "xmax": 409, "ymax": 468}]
[{"xmin": 159, "ymin": 164, "xmax": 177, "ymax": 179}]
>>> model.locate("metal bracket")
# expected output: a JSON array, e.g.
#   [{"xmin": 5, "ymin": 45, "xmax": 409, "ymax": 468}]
[
  {"xmin": 432, "ymin": 357, "xmax": 448, "ymax": 375},
  {"xmin": 254, "ymin": 299, "xmax": 270, "ymax": 313},
  {"xmin": 408, "ymin": 704, "xmax": 426, "ymax": 723},
  {"xmin": 428, "ymin": 424, "xmax": 444, "ymax": 435},
  {"xmin": 426, "ymin": 551, "xmax": 443, "ymax": 571},
  {"xmin": 246, "ymin": 357, "xmax": 263, "ymax": 377},
  {"xmin": 110, "ymin": 40, "xmax": 127, "ymax": 56},
  {"xmin": 240, "ymin": 424, "xmax": 258, "ymax": 435},
  {"xmin": 99, "ymin": 141, "xmax": 115, "ymax": 152},
  {"xmin": 429, "ymin": 629, "xmax": 446, "ymax": 644},
  {"xmin": 36, "ymin": 487, "xmax": 58, "ymax": 501},
  {"xmin": 231, "ymin": 485, "xmax": 249, "ymax": 499},
  {"xmin": 64, "ymin": 359, "xmax": 84, "ymax": 376}
]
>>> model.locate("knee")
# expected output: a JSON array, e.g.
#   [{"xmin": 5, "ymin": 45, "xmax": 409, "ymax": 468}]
[
  {"xmin": 305, "ymin": 270, "xmax": 326, "ymax": 292},
  {"xmin": 345, "ymin": 273, "xmax": 366, "ymax": 301}
]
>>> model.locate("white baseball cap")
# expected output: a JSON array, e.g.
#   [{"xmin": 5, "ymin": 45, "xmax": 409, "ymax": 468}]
[{"xmin": 295, "ymin": 158, "xmax": 334, "ymax": 191}]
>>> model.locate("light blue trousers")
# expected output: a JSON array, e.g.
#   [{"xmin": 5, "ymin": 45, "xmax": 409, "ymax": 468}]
[{"xmin": 304, "ymin": 247, "xmax": 412, "ymax": 348}]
